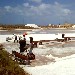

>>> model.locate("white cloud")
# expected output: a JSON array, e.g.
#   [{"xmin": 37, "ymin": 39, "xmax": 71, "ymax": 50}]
[
  {"xmin": 3, "ymin": 2, "xmax": 72, "ymax": 17},
  {"xmin": 55, "ymin": 1, "xmax": 59, "ymax": 5},
  {"xmin": 23, "ymin": 3, "xmax": 29, "ymax": 7},
  {"xmin": 1, "ymin": 1, "xmax": 73, "ymax": 24},
  {"xmin": 29, "ymin": 0, "xmax": 42, "ymax": 3},
  {"xmin": 29, "ymin": 3, "xmax": 51, "ymax": 16},
  {"xmin": 63, "ymin": 9, "xmax": 71, "ymax": 15},
  {"xmin": 4, "ymin": 6, "xmax": 12, "ymax": 12},
  {"xmin": 51, "ymin": 2, "xmax": 71, "ymax": 17}
]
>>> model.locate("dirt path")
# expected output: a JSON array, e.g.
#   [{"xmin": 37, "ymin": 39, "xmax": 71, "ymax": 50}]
[{"xmin": 30, "ymin": 55, "xmax": 55, "ymax": 66}]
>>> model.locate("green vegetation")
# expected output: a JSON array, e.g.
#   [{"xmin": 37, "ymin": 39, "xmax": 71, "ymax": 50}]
[
  {"xmin": 0, "ymin": 44, "xmax": 30, "ymax": 75},
  {"xmin": 0, "ymin": 24, "xmax": 35, "ymax": 30}
]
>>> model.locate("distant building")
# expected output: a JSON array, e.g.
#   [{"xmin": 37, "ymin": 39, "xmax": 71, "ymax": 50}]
[
  {"xmin": 0, "ymin": 27, "xmax": 2, "ymax": 29},
  {"xmin": 72, "ymin": 25, "xmax": 75, "ymax": 28},
  {"xmin": 25, "ymin": 24, "xmax": 39, "ymax": 28},
  {"xmin": 59, "ymin": 23, "xmax": 73, "ymax": 28},
  {"xmin": 48, "ymin": 24, "xmax": 52, "ymax": 26}
]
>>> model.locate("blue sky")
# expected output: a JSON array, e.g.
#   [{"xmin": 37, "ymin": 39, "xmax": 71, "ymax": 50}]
[{"xmin": 0, "ymin": 0, "xmax": 75, "ymax": 25}]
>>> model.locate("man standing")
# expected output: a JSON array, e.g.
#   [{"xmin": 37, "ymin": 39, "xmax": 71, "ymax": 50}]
[
  {"xmin": 13, "ymin": 34, "xmax": 18, "ymax": 43},
  {"xmin": 19, "ymin": 36, "xmax": 26, "ymax": 53}
]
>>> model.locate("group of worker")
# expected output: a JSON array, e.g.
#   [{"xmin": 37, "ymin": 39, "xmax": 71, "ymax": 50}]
[
  {"xmin": 12, "ymin": 32, "xmax": 34, "ymax": 57},
  {"xmin": 13, "ymin": 34, "xmax": 24, "ymax": 43},
  {"xmin": 15, "ymin": 34, "xmax": 34, "ymax": 56}
]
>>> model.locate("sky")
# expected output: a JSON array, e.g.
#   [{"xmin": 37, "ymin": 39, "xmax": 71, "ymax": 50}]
[{"xmin": 0, "ymin": 0, "xmax": 75, "ymax": 25}]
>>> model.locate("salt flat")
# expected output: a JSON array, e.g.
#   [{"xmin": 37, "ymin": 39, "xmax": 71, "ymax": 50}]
[{"xmin": 0, "ymin": 33, "xmax": 75, "ymax": 75}]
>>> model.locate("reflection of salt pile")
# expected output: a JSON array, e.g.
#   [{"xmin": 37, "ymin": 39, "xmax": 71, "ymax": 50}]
[
  {"xmin": 1, "ymin": 33, "xmax": 75, "ymax": 43},
  {"xmin": 46, "ymin": 54, "xmax": 55, "ymax": 59},
  {"xmin": 1, "ymin": 34, "xmax": 75, "ymax": 56},
  {"xmin": 33, "ymin": 48, "xmax": 50, "ymax": 55},
  {"xmin": 0, "ymin": 35, "xmax": 14, "ymax": 43},
  {"xmin": 25, "ymin": 34, "xmax": 63, "ymax": 41}
]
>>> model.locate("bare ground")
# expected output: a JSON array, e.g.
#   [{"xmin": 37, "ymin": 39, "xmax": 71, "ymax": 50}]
[{"xmin": 2, "ymin": 41, "xmax": 75, "ymax": 66}]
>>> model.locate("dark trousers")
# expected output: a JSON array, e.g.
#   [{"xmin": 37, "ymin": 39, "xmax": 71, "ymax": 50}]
[{"xmin": 20, "ymin": 47, "xmax": 25, "ymax": 53}]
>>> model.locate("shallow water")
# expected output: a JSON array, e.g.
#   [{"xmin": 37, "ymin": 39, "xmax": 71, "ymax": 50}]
[
  {"xmin": 1, "ymin": 29, "xmax": 75, "ymax": 50},
  {"xmin": 1, "ymin": 29, "xmax": 75, "ymax": 66},
  {"xmin": 1, "ymin": 29, "xmax": 75, "ymax": 35}
]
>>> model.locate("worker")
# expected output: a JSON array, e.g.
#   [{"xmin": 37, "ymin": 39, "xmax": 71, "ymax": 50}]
[
  {"xmin": 13, "ymin": 34, "xmax": 18, "ymax": 43},
  {"xmin": 29, "ymin": 37, "xmax": 33, "ymax": 43},
  {"xmin": 19, "ymin": 37, "xmax": 26, "ymax": 53},
  {"xmin": 29, "ymin": 42, "xmax": 34, "ymax": 54}
]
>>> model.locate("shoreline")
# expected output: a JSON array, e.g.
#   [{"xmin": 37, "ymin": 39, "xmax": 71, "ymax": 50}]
[{"xmin": 0, "ymin": 27, "xmax": 75, "ymax": 31}]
